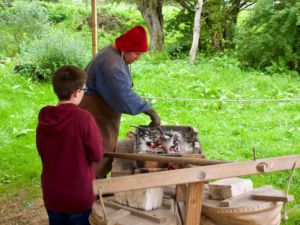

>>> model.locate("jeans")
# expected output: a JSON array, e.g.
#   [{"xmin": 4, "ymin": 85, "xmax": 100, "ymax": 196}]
[{"xmin": 46, "ymin": 208, "xmax": 92, "ymax": 225}]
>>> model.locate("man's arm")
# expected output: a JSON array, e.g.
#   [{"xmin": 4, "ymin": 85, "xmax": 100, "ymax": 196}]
[{"xmin": 96, "ymin": 69, "xmax": 151, "ymax": 115}]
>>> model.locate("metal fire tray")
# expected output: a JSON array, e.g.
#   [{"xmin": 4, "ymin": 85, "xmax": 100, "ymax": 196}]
[{"xmin": 133, "ymin": 125, "xmax": 202, "ymax": 155}]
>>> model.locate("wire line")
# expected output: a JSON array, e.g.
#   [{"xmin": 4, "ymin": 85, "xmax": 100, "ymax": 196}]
[{"xmin": 142, "ymin": 97, "xmax": 300, "ymax": 103}]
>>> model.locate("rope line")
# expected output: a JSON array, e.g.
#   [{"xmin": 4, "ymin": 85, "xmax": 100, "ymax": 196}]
[
  {"xmin": 203, "ymin": 147, "xmax": 300, "ymax": 152},
  {"xmin": 142, "ymin": 96, "xmax": 300, "ymax": 103}
]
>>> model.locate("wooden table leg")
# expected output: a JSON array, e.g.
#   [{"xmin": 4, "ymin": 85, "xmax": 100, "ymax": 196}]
[{"xmin": 184, "ymin": 182, "xmax": 205, "ymax": 225}]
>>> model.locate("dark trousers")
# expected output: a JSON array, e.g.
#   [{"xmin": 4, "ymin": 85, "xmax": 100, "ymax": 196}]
[{"xmin": 46, "ymin": 209, "xmax": 91, "ymax": 225}]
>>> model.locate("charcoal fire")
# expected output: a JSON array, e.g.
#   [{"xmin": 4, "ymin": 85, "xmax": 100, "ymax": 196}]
[{"xmin": 134, "ymin": 126, "xmax": 201, "ymax": 155}]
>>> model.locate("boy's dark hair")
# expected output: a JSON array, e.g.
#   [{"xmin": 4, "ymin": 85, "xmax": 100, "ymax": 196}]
[{"xmin": 52, "ymin": 65, "xmax": 87, "ymax": 100}]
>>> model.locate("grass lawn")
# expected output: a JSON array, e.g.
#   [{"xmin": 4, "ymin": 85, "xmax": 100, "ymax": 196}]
[{"xmin": 1, "ymin": 54, "xmax": 300, "ymax": 223}]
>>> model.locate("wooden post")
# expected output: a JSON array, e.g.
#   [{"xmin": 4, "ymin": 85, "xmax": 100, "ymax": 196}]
[
  {"xmin": 91, "ymin": 0, "xmax": 97, "ymax": 56},
  {"xmin": 184, "ymin": 182, "xmax": 205, "ymax": 225}
]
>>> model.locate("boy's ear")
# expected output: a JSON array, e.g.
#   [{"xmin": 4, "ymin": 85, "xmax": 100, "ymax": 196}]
[{"xmin": 71, "ymin": 89, "xmax": 80, "ymax": 99}]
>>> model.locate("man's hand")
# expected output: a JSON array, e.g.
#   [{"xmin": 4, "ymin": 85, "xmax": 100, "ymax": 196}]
[{"xmin": 144, "ymin": 109, "xmax": 161, "ymax": 128}]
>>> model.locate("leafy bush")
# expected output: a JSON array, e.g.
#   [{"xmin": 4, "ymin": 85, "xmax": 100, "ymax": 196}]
[
  {"xmin": 0, "ymin": 0, "xmax": 49, "ymax": 55},
  {"xmin": 41, "ymin": 2, "xmax": 88, "ymax": 25},
  {"xmin": 4, "ymin": 1, "xmax": 48, "ymax": 36},
  {"xmin": 77, "ymin": 13, "xmax": 124, "ymax": 34},
  {"xmin": 0, "ymin": 27, "xmax": 18, "ymax": 57},
  {"xmin": 165, "ymin": 8, "xmax": 194, "ymax": 55},
  {"xmin": 236, "ymin": 0, "xmax": 300, "ymax": 73},
  {"xmin": 0, "ymin": 0, "xmax": 13, "ymax": 9},
  {"xmin": 43, "ymin": 3, "xmax": 68, "ymax": 23},
  {"xmin": 15, "ymin": 30, "xmax": 90, "ymax": 80},
  {"xmin": 165, "ymin": 0, "xmax": 238, "ymax": 56},
  {"xmin": 40, "ymin": 0, "xmax": 59, "ymax": 2},
  {"xmin": 102, "ymin": 2, "xmax": 144, "ymax": 29}
]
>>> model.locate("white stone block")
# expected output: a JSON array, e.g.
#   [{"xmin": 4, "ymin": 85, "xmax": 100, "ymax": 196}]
[
  {"xmin": 208, "ymin": 177, "xmax": 253, "ymax": 200},
  {"xmin": 114, "ymin": 188, "xmax": 164, "ymax": 211}
]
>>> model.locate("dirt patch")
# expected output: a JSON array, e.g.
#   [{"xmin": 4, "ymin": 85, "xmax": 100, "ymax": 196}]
[{"xmin": 0, "ymin": 195, "xmax": 47, "ymax": 225}]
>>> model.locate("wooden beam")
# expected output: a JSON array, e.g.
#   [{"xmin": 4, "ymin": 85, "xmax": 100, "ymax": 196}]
[
  {"xmin": 105, "ymin": 152, "xmax": 229, "ymax": 166},
  {"xmin": 91, "ymin": 0, "xmax": 97, "ymax": 56},
  {"xmin": 93, "ymin": 155, "xmax": 300, "ymax": 195},
  {"xmin": 252, "ymin": 192, "xmax": 294, "ymax": 202},
  {"xmin": 184, "ymin": 182, "xmax": 205, "ymax": 225}
]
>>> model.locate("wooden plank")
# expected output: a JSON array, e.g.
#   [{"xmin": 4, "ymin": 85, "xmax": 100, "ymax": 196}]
[
  {"xmin": 252, "ymin": 192, "xmax": 294, "ymax": 202},
  {"xmin": 104, "ymin": 152, "xmax": 229, "ymax": 166},
  {"xmin": 93, "ymin": 155, "xmax": 300, "ymax": 194},
  {"xmin": 184, "ymin": 182, "xmax": 204, "ymax": 225}
]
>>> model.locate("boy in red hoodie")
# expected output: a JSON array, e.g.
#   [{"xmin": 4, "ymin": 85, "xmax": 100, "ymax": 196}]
[{"xmin": 36, "ymin": 65, "xmax": 104, "ymax": 225}]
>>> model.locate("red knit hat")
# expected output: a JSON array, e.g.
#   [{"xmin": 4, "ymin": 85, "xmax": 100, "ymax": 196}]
[{"xmin": 115, "ymin": 25, "xmax": 148, "ymax": 52}]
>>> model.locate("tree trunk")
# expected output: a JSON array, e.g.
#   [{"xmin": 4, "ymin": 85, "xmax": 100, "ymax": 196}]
[
  {"xmin": 135, "ymin": 0, "xmax": 164, "ymax": 51},
  {"xmin": 230, "ymin": 0, "xmax": 241, "ymax": 25},
  {"xmin": 190, "ymin": 0, "xmax": 204, "ymax": 63}
]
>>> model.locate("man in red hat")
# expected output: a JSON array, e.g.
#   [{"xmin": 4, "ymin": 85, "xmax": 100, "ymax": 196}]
[{"xmin": 80, "ymin": 25, "xmax": 161, "ymax": 178}]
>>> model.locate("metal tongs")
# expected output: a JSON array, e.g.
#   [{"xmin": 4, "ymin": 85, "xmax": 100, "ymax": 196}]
[{"xmin": 157, "ymin": 126, "xmax": 170, "ymax": 140}]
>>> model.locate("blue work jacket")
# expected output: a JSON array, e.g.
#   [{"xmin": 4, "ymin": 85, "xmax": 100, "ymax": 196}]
[{"xmin": 86, "ymin": 45, "xmax": 151, "ymax": 115}]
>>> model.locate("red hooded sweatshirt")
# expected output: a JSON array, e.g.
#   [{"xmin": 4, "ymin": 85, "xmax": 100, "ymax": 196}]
[{"xmin": 36, "ymin": 103, "xmax": 104, "ymax": 212}]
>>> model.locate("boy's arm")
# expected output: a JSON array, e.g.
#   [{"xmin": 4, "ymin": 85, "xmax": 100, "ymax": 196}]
[
  {"xmin": 84, "ymin": 115, "xmax": 104, "ymax": 163},
  {"xmin": 36, "ymin": 126, "xmax": 44, "ymax": 159}
]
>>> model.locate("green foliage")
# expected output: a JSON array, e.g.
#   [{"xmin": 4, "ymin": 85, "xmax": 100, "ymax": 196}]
[
  {"xmin": 4, "ymin": 1, "xmax": 48, "ymax": 37},
  {"xmin": 202, "ymin": 0, "xmax": 238, "ymax": 50},
  {"xmin": 0, "ymin": 27, "xmax": 18, "ymax": 57},
  {"xmin": 15, "ymin": 29, "xmax": 90, "ymax": 80},
  {"xmin": 100, "ymin": 2, "xmax": 144, "ymax": 31},
  {"xmin": 165, "ymin": 8, "xmax": 194, "ymax": 57},
  {"xmin": 285, "ymin": 207, "xmax": 300, "ymax": 225},
  {"xmin": 237, "ymin": 0, "xmax": 300, "ymax": 73},
  {"xmin": 166, "ymin": 0, "xmax": 241, "ymax": 56},
  {"xmin": 1, "ymin": 1, "xmax": 300, "ymax": 221},
  {"xmin": 1, "ymin": 53, "xmax": 300, "ymax": 221},
  {"xmin": 41, "ymin": 1, "xmax": 89, "ymax": 25},
  {"xmin": 0, "ymin": 0, "xmax": 49, "ymax": 56},
  {"xmin": 40, "ymin": 0, "xmax": 59, "ymax": 3},
  {"xmin": 0, "ymin": 0, "xmax": 13, "ymax": 8},
  {"xmin": 92, "ymin": 2, "xmax": 145, "ymax": 48},
  {"xmin": 0, "ymin": 63, "xmax": 52, "ymax": 199},
  {"xmin": 42, "ymin": 3, "xmax": 68, "ymax": 23}
]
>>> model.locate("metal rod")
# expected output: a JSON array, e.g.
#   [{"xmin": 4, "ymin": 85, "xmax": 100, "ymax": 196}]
[
  {"xmin": 283, "ymin": 162, "xmax": 297, "ymax": 222},
  {"xmin": 158, "ymin": 126, "xmax": 169, "ymax": 139},
  {"xmin": 104, "ymin": 152, "xmax": 231, "ymax": 166}
]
